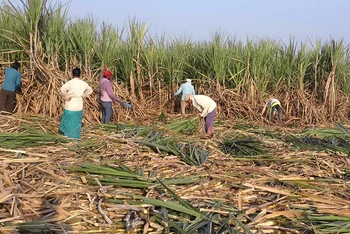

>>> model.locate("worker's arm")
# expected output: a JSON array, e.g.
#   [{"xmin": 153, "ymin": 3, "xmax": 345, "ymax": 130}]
[
  {"xmin": 200, "ymin": 104, "xmax": 209, "ymax": 117},
  {"xmin": 59, "ymin": 82, "xmax": 72, "ymax": 101},
  {"xmin": 83, "ymin": 84, "xmax": 93, "ymax": 97},
  {"xmin": 105, "ymin": 83, "xmax": 121, "ymax": 102},
  {"xmin": 15, "ymin": 74, "xmax": 21, "ymax": 91},
  {"xmin": 261, "ymin": 102, "xmax": 268, "ymax": 115},
  {"xmin": 174, "ymin": 84, "xmax": 184, "ymax": 96}
]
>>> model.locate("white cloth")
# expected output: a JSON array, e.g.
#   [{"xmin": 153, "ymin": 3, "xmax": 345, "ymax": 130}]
[
  {"xmin": 60, "ymin": 78, "xmax": 93, "ymax": 111},
  {"xmin": 189, "ymin": 95, "xmax": 216, "ymax": 117}
]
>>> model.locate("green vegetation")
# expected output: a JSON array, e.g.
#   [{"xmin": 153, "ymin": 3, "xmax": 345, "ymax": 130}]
[
  {"xmin": 0, "ymin": 130, "xmax": 70, "ymax": 148},
  {"xmin": 0, "ymin": 0, "xmax": 350, "ymax": 123},
  {"xmin": 220, "ymin": 135, "xmax": 266, "ymax": 156},
  {"xmin": 1, "ymin": 0, "xmax": 350, "ymax": 233},
  {"xmin": 164, "ymin": 118, "xmax": 200, "ymax": 134}
]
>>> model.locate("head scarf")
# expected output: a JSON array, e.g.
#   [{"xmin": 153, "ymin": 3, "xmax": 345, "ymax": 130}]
[{"xmin": 103, "ymin": 70, "xmax": 113, "ymax": 77}]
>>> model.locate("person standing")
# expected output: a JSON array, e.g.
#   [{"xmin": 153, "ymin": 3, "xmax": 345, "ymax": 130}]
[
  {"xmin": 262, "ymin": 98, "xmax": 282, "ymax": 123},
  {"xmin": 174, "ymin": 79, "xmax": 195, "ymax": 115},
  {"xmin": 0, "ymin": 61, "xmax": 21, "ymax": 113},
  {"xmin": 99, "ymin": 69, "xmax": 122, "ymax": 124},
  {"xmin": 59, "ymin": 67, "xmax": 93, "ymax": 139},
  {"xmin": 185, "ymin": 94, "xmax": 216, "ymax": 135}
]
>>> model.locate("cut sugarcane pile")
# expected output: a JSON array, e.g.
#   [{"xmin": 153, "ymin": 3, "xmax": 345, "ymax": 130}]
[
  {"xmin": 0, "ymin": 114, "xmax": 350, "ymax": 233},
  {"xmin": 164, "ymin": 117, "xmax": 200, "ymax": 134}
]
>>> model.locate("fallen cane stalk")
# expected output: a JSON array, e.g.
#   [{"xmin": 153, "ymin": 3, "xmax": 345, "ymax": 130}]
[
  {"xmin": 143, "ymin": 222, "xmax": 150, "ymax": 234},
  {"xmin": 0, "ymin": 148, "xmax": 26, "ymax": 154},
  {"xmin": 98, "ymin": 198, "xmax": 113, "ymax": 224}
]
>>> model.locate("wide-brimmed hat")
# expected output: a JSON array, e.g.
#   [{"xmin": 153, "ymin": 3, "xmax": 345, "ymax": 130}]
[{"xmin": 186, "ymin": 79, "xmax": 191, "ymax": 82}]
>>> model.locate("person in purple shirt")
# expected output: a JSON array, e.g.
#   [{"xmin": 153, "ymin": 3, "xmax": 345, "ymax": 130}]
[
  {"xmin": 99, "ymin": 70, "xmax": 122, "ymax": 124},
  {"xmin": 0, "ymin": 61, "xmax": 21, "ymax": 113}
]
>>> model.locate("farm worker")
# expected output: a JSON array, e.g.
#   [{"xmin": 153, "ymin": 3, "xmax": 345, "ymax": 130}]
[
  {"xmin": 185, "ymin": 94, "xmax": 216, "ymax": 135},
  {"xmin": 99, "ymin": 69, "xmax": 123, "ymax": 124},
  {"xmin": 0, "ymin": 61, "xmax": 21, "ymax": 113},
  {"xmin": 262, "ymin": 98, "xmax": 282, "ymax": 123},
  {"xmin": 174, "ymin": 79, "xmax": 195, "ymax": 115},
  {"xmin": 59, "ymin": 67, "xmax": 93, "ymax": 139}
]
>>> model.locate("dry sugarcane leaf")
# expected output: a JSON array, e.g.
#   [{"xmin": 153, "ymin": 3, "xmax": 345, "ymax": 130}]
[{"xmin": 243, "ymin": 183, "xmax": 293, "ymax": 196}]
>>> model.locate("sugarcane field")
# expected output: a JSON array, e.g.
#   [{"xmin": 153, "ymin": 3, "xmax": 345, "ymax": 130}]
[{"xmin": 0, "ymin": 1, "xmax": 350, "ymax": 234}]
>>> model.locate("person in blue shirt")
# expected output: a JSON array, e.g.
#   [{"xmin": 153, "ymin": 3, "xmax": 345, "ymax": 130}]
[
  {"xmin": 174, "ymin": 79, "xmax": 195, "ymax": 115},
  {"xmin": 0, "ymin": 61, "xmax": 21, "ymax": 113}
]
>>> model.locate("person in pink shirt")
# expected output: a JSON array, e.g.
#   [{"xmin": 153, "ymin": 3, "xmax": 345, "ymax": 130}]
[{"xmin": 99, "ymin": 70, "xmax": 122, "ymax": 124}]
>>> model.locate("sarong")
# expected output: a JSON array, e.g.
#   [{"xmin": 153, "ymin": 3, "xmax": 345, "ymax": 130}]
[{"xmin": 59, "ymin": 109, "xmax": 83, "ymax": 139}]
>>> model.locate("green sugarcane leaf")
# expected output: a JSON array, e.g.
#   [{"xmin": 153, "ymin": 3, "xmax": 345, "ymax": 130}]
[{"xmin": 156, "ymin": 178, "xmax": 207, "ymax": 219}]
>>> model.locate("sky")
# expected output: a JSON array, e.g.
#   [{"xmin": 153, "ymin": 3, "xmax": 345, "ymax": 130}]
[{"xmin": 4, "ymin": 0, "xmax": 350, "ymax": 45}]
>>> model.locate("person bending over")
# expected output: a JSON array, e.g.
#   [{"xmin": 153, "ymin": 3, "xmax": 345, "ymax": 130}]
[
  {"xmin": 262, "ymin": 98, "xmax": 282, "ymax": 123},
  {"xmin": 185, "ymin": 94, "xmax": 216, "ymax": 135}
]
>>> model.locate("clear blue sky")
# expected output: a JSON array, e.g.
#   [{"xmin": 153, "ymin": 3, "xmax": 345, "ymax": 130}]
[{"xmin": 6, "ymin": 0, "xmax": 350, "ymax": 44}]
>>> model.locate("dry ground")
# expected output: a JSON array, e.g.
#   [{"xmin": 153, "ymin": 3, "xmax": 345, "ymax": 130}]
[{"xmin": 0, "ymin": 113, "xmax": 349, "ymax": 233}]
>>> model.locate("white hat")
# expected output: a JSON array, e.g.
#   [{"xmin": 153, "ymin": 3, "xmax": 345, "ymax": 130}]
[{"xmin": 186, "ymin": 79, "xmax": 191, "ymax": 82}]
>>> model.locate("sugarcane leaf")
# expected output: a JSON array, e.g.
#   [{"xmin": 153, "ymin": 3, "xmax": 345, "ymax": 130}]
[
  {"xmin": 156, "ymin": 178, "xmax": 207, "ymax": 220},
  {"xmin": 65, "ymin": 163, "xmax": 143, "ymax": 178},
  {"xmin": 109, "ymin": 195, "xmax": 204, "ymax": 218},
  {"xmin": 230, "ymin": 213, "xmax": 254, "ymax": 234},
  {"xmin": 334, "ymin": 122, "xmax": 350, "ymax": 136},
  {"xmin": 156, "ymin": 214, "xmax": 187, "ymax": 234}
]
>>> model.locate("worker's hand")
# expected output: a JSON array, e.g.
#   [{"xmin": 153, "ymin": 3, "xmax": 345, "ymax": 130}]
[
  {"xmin": 16, "ymin": 89, "xmax": 22, "ymax": 95},
  {"xmin": 197, "ymin": 113, "xmax": 202, "ymax": 118},
  {"xmin": 65, "ymin": 97, "xmax": 72, "ymax": 101}
]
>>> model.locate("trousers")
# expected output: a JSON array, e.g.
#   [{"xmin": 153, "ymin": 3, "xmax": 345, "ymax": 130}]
[
  {"xmin": 0, "ymin": 89, "xmax": 16, "ymax": 112},
  {"xmin": 180, "ymin": 100, "xmax": 188, "ymax": 115},
  {"xmin": 101, "ymin": 101, "xmax": 113, "ymax": 124}
]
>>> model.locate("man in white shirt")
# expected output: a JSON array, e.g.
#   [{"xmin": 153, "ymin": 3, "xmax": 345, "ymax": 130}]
[
  {"xmin": 59, "ymin": 67, "xmax": 93, "ymax": 139},
  {"xmin": 185, "ymin": 94, "xmax": 216, "ymax": 135}
]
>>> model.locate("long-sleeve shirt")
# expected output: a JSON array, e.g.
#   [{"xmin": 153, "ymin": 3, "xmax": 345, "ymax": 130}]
[
  {"xmin": 190, "ymin": 95, "xmax": 217, "ymax": 117},
  {"xmin": 174, "ymin": 82, "xmax": 195, "ymax": 100},
  {"xmin": 60, "ymin": 78, "xmax": 93, "ymax": 111},
  {"xmin": 99, "ymin": 77, "xmax": 120, "ymax": 102},
  {"xmin": 2, "ymin": 68, "xmax": 21, "ymax": 92}
]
